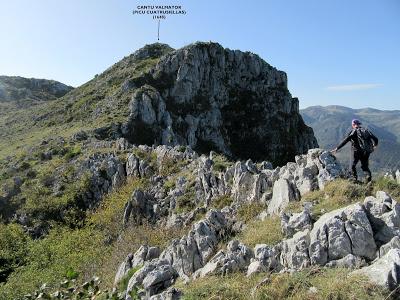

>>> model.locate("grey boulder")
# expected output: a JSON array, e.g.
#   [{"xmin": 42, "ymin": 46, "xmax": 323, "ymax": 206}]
[{"xmin": 352, "ymin": 249, "xmax": 400, "ymax": 290}]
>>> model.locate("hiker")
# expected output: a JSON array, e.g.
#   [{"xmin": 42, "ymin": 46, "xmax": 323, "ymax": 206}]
[{"xmin": 331, "ymin": 119, "xmax": 378, "ymax": 182}]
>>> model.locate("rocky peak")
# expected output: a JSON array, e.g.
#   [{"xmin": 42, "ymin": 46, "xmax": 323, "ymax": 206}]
[
  {"xmin": 132, "ymin": 43, "xmax": 174, "ymax": 61},
  {"xmin": 122, "ymin": 41, "xmax": 318, "ymax": 165}
]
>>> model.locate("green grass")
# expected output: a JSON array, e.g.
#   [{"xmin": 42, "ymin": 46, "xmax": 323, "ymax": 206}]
[
  {"xmin": 285, "ymin": 177, "xmax": 400, "ymax": 220},
  {"xmin": 212, "ymin": 194, "xmax": 234, "ymax": 209},
  {"xmin": 236, "ymin": 202, "xmax": 266, "ymax": 223},
  {"xmin": 177, "ymin": 268, "xmax": 390, "ymax": 300},
  {"xmin": 285, "ymin": 179, "xmax": 372, "ymax": 219},
  {"xmin": 238, "ymin": 216, "xmax": 283, "ymax": 247},
  {"xmin": 212, "ymin": 153, "xmax": 233, "ymax": 172}
]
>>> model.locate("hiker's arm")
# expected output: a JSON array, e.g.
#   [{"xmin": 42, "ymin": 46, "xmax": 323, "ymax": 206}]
[{"xmin": 335, "ymin": 131, "xmax": 353, "ymax": 151}]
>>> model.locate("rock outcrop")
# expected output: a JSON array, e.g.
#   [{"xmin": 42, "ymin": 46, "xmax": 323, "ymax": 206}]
[{"xmin": 121, "ymin": 42, "xmax": 318, "ymax": 165}]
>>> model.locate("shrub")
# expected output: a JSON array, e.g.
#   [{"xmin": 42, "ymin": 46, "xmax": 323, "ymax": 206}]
[
  {"xmin": 63, "ymin": 145, "xmax": 82, "ymax": 160},
  {"xmin": 0, "ymin": 227, "xmax": 107, "ymax": 300},
  {"xmin": 176, "ymin": 190, "xmax": 196, "ymax": 213},
  {"xmin": 0, "ymin": 223, "xmax": 31, "ymax": 282}
]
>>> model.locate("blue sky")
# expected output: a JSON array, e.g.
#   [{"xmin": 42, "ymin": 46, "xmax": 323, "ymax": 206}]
[{"xmin": 0, "ymin": 0, "xmax": 399, "ymax": 109}]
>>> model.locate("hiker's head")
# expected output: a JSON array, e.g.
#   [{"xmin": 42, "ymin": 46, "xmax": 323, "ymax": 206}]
[{"xmin": 352, "ymin": 119, "xmax": 362, "ymax": 128}]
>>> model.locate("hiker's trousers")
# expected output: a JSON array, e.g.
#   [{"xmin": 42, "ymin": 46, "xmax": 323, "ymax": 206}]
[{"xmin": 351, "ymin": 150, "xmax": 371, "ymax": 181}]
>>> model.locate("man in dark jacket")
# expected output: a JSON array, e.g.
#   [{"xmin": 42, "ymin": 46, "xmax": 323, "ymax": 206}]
[{"xmin": 331, "ymin": 119, "xmax": 378, "ymax": 182}]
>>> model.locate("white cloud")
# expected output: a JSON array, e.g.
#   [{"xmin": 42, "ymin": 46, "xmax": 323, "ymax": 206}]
[{"xmin": 326, "ymin": 83, "xmax": 383, "ymax": 91}]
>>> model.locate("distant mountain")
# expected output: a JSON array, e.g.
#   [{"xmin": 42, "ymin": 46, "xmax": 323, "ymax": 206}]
[
  {"xmin": 301, "ymin": 105, "xmax": 400, "ymax": 173},
  {"xmin": 0, "ymin": 75, "xmax": 73, "ymax": 104}
]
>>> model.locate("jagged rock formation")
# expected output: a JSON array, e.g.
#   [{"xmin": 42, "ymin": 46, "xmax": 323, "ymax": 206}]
[
  {"xmin": 121, "ymin": 42, "xmax": 318, "ymax": 165},
  {"xmin": 119, "ymin": 190, "xmax": 400, "ymax": 299},
  {"xmin": 0, "ymin": 75, "xmax": 73, "ymax": 103},
  {"xmin": 95, "ymin": 142, "xmax": 400, "ymax": 298}
]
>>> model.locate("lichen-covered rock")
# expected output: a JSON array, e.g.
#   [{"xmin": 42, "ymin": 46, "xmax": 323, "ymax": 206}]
[
  {"xmin": 352, "ymin": 249, "xmax": 400, "ymax": 290},
  {"xmin": 122, "ymin": 42, "xmax": 317, "ymax": 165}
]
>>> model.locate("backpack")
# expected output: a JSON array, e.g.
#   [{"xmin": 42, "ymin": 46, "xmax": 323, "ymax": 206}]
[{"xmin": 356, "ymin": 128, "xmax": 374, "ymax": 154}]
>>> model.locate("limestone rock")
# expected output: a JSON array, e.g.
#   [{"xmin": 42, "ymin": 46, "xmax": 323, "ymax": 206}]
[
  {"xmin": 378, "ymin": 236, "xmax": 400, "ymax": 258},
  {"xmin": 352, "ymin": 249, "xmax": 400, "ymax": 290},
  {"xmin": 142, "ymin": 264, "xmax": 178, "ymax": 297},
  {"xmin": 193, "ymin": 240, "xmax": 254, "ymax": 278},
  {"xmin": 122, "ymin": 42, "xmax": 318, "ymax": 165},
  {"xmin": 364, "ymin": 191, "xmax": 400, "ymax": 245},
  {"xmin": 309, "ymin": 203, "xmax": 376, "ymax": 266},
  {"xmin": 149, "ymin": 287, "xmax": 182, "ymax": 300},
  {"xmin": 159, "ymin": 210, "xmax": 230, "ymax": 278},
  {"xmin": 247, "ymin": 244, "xmax": 281, "ymax": 276},
  {"xmin": 267, "ymin": 178, "xmax": 299, "ymax": 214},
  {"xmin": 281, "ymin": 209, "xmax": 312, "ymax": 237},
  {"xmin": 280, "ymin": 230, "xmax": 311, "ymax": 270},
  {"xmin": 114, "ymin": 245, "xmax": 160, "ymax": 286},
  {"xmin": 325, "ymin": 254, "xmax": 367, "ymax": 269}
]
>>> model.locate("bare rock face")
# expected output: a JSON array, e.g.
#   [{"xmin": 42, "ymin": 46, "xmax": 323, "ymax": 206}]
[{"xmin": 122, "ymin": 42, "xmax": 318, "ymax": 165}]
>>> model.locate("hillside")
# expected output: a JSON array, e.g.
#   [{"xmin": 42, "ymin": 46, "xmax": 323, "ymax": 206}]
[
  {"xmin": 301, "ymin": 105, "xmax": 400, "ymax": 173},
  {"xmin": 0, "ymin": 76, "xmax": 73, "ymax": 103}
]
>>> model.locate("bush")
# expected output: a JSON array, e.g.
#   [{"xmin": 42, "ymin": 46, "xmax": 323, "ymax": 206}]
[
  {"xmin": 63, "ymin": 145, "xmax": 82, "ymax": 160},
  {"xmin": 0, "ymin": 227, "xmax": 108, "ymax": 300},
  {"xmin": 0, "ymin": 223, "xmax": 30, "ymax": 282}
]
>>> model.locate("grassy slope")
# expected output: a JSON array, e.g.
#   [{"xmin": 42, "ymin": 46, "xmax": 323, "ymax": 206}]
[{"xmin": 0, "ymin": 44, "xmax": 175, "ymax": 298}]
